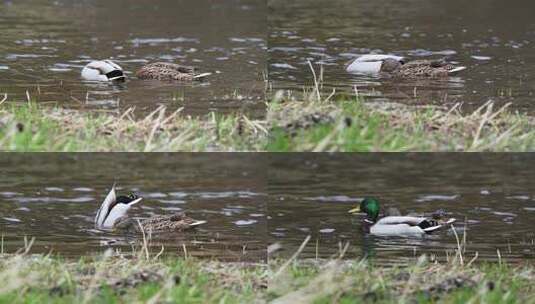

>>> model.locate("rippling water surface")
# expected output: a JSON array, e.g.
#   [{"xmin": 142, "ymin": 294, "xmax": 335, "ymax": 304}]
[
  {"xmin": 0, "ymin": 0, "xmax": 266, "ymax": 116},
  {"xmin": 269, "ymin": 154, "xmax": 535, "ymax": 264},
  {"xmin": 2, "ymin": 154, "xmax": 535, "ymax": 263},
  {"xmin": 269, "ymin": 0, "xmax": 535, "ymax": 112},
  {"xmin": 0, "ymin": 154, "xmax": 266, "ymax": 262}
]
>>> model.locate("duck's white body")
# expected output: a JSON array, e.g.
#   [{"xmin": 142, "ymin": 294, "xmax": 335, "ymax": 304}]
[
  {"xmin": 370, "ymin": 216, "xmax": 456, "ymax": 237},
  {"xmin": 82, "ymin": 60, "xmax": 125, "ymax": 82},
  {"xmin": 345, "ymin": 54, "xmax": 405, "ymax": 74},
  {"xmin": 95, "ymin": 185, "xmax": 142, "ymax": 229}
]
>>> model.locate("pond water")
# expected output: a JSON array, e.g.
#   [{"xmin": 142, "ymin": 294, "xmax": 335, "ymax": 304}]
[
  {"xmin": 0, "ymin": 154, "xmax": 267, "ymax": 262},
  {"xmin": 268, "ymin": 154, "xmax": 535, "ymax": 265},
  {"xmin": 269, "ymin": 0, "xmax": 535, "ymax": 113},
  {"xmin": 2, "ymin": 153, "xmax": 535, "ymax": 264},
  {"xmin": 0, "ymin": 0, "xmax": 266, "ymax": 117}
]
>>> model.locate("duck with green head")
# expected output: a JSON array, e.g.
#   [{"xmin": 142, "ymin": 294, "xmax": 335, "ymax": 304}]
[{"xmin": 348, "ymin": 197, "xmax": 456, "ymax": 236}]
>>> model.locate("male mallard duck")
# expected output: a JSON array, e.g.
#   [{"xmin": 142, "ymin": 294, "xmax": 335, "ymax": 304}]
[
  {"xmin": 345, "ymin": 54, "xmax": 406, "ymax": 74},
  {"xmin": 345, "ymin": 55, "xmax": 466, "ymax": 78},
  {"xmin": 81, "ymin": 60, "xmax": 126, "ymax": 82},
  {"xmin": 135, "ymin": 62, "xmax": 212, "ymax": 81},
  {"xmin": 95, "ymin": 185, "xmax": 206, "ymax": 232},
  {"xmin": 348, "ymin": 197, "xmax": 456, "ymax": 236}
]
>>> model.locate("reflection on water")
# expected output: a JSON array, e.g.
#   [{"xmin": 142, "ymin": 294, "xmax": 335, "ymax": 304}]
[
  {"xmin": 269, "ymin": 0, "xmax": 535, "ymax": 112},
  {"xmin": 0, "ymin": 0, "xmax": 266, "ymax": 116},
  {"xmin": 268, "ymin": 154, "xmax": 535, "ymax": 264},
  {"xmin": 0, "ymin": 154, "xmax": 267, "ymax": 262}
]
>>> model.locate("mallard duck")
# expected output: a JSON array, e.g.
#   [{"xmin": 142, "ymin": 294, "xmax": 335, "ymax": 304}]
[
  {"xmin": 95, "ymin": 185, "xmax": 142, "ymax": 229},
  {"xmin": 345, "ymin": 55, "xmax": 466, "ymax": 78},
  {"xmin": 348, "ymin": 197, "xmax": 456, "ymax": 236},
  {"xmin": 345, "ymin": 54, "xmax": 406, "ymax": 74},
  {"xmin": 135, "ymin": 62, "xmax": 212, "ymax": 81},
  {"xmin": 383, "ymin": 58, "xmax": 466, "ymax": 78},
  {"xmin": 114, "ymin": 213, "xmax": 207, "ymax": 233},
  {"xmin": 81, "ymin": 60, "xmax": 126, "ymax": 82},
  {"xmin": 95, "ymin": 185, "xmax": 206, "ymax": 232}
]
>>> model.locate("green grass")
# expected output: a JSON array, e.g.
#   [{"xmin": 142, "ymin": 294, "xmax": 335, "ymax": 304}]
[
  {"xmin": 266, "ymin": 96, "xmax": 535, "ymax": 151},
  {"xmin": 268, "ymin": 258, "xmax": 535, "ymax": 304},
  {"xmin": 2, "ymin": 248, "xmax": 535, "ymax": 303},
  {"xmin": 0, "ymin": 102, "xmax": 267, "ymax": 151},
  {"xmin": 3, "ymin": 91, "xmax": 535, "ymax": 151},
  {"xmin": 0, "ymin": 252, "xmax": 267, "ymax": 303}
]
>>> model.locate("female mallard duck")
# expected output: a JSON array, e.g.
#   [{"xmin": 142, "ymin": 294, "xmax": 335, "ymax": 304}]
[
  {"xmin": 135, "ymin": 62, "xmax": 212, "ymax": 81},
  {"xmin": 95, "ymin": 185, "xmax": 206, "ymax": 232},
  {"xmin": 348, "ymin": 197, "xmax": 456, "ymax": 236},
  {"xmin": 345, "ymin": 54, "xmax": 466, "ymax": 78},
  {"xmin": 82, "ymin": 60, "xmax": 126, "ymax": 82}
]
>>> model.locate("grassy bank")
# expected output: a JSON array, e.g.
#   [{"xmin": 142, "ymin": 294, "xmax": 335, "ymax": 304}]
[
  {"xmin": 0, "ymin": 102, "xmax": 267, "ymax": 151},
  {"xmin": 267, "ymin": 96, "xmax": 535, "ymax": 152},
  {"xmin": 2, "ymin": 250, "xmax": 534, "ymax": 304},
  {"xmin": 0, "ymin": 251, "xmax": 267, "ymax": 303},
  {"xmin": 269, "ymin": 257, "xmax": 535, "ymax": 304},
  {"xmin": 3, "ymin": 91, "xmax": 535, "ymax": 151}
]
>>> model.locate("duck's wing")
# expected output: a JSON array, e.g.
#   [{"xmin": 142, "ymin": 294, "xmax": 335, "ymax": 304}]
[
  {"xmin": 174, "ymin": 65, "xmax": 196, "ymax": 73},
  {"xmin": 407, "ymin": 59, "xmax": 466, "ymax": 74},
  {"xmin": 376, "ymin": 216, "xmax": 454, "ymax": 229},
  {"xmin": 95, "ymin": 184, "xmax": 116, "ymax": 228},
  {"xmin": 356, "ymin": 54, "xmax": 405, "ymax": 63},
  {"xmin": 147, "ymin": 62, "xmax": 195, "ymax": 73},
  {"xmin": 370, "ymin": 223, "xmax": 425, "ymax": 236},
  {"xmin": 372, "ymin": 216, "xmax": 456, "ymax": 236},
  {"xmin": 375, "ymin": 216, "xmax": 427, "ymax": 226}
]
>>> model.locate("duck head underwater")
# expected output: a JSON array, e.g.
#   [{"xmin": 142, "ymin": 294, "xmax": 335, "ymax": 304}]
[
  {"xmin": 348, "ymin": 197, "xmax": 456, "ymax": 237},
  {"xmin": 81, "ymin": 60, "xmax": 211, "ymax": 82},
  {"xmin": 95, "ymin": 184, "xmax": 206, "ymax": 233}
]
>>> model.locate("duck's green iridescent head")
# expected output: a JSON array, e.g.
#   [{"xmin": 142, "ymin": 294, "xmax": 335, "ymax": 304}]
[{"xmin": 348, "ymin": 197, "xmax": 381, "ymax": 222}]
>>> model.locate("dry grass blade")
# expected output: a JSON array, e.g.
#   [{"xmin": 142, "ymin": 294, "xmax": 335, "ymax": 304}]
[
  {"xmin": 307, "ymin": 60, "xmax": 321, "ymax": 102},
  {"xmin": 0, "ymin": 93, "xmax": 7, "ymax": 105},
  {"xmin": 144, "ymin": 107, "xmax": 167, "ymax": 152},
  {"xmin": 273, "ymin": 235, "xmax": 311, "ymax": 278}
]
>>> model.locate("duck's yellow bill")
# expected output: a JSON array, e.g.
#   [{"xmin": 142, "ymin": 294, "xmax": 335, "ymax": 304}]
[{"xmin": 348, "ymin": 206, "xmax": 361, "ymax": 214}]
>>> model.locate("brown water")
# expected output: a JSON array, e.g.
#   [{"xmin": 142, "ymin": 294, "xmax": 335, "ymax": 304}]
[
  {"xmin": 0, "ymin": 154, "xmax": 267, "ymax": 262},
  {"xmin": 0, "ymin": 0, "xmax": 266, "ymax": 116},
  {"xmin": 268, "ymin": 154, "xmax": 535, "ymax": 264},
  {"xmin": 269, "ymin": 0, "xmax": 535, "ymax": 112}
]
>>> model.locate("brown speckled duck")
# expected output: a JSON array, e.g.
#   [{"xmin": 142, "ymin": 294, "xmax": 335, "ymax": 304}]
[
  {"xmin": 136, "ymin": 62, "xmax": 212, "ymax": 81},
  {"xmin": 115, "ymin": 213, "xmax": 207, "ymax": 234},
  {"xmin": 381, "ymin": 58, "xmax": 466, "ymax": 78},
  {"xmin": 345, "ymin": 55, "xmax": 466, "ymax": 78}
]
